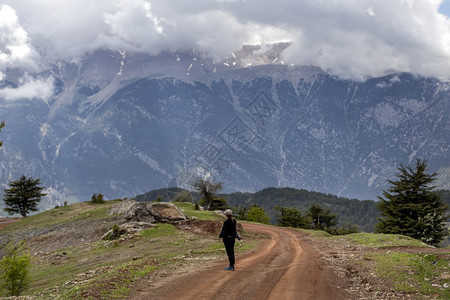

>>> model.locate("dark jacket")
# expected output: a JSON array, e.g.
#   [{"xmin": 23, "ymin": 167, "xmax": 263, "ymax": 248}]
[{"xmin": 219, "ymin": 218, "xmax": 241, "ymax": 240}]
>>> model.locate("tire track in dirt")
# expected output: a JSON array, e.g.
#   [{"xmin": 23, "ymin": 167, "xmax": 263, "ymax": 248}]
[{"xmin": 131, "ymin": 223, "xmax": 350, "ymax": 300}]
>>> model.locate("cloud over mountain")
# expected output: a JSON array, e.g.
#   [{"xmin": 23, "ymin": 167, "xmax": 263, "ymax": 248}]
[{"xmin": 0, "ymin": 0, "xmax": 449, "ymax": 82}]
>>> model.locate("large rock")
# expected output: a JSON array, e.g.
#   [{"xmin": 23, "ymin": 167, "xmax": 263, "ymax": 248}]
[
  {"xmin": 124, "ymin": 203, "xmax": 156, "ymax": 223},
  {"xmin": 108, "ymin": 200, "xmax": 155, "ymax": 223},
  {"xmin": 108, "ymin": 200, "xmax": 186, "ymax": 223},
  {"xmin": 148, "ymin": 202, "xmax": 186, "ymax": 223}
]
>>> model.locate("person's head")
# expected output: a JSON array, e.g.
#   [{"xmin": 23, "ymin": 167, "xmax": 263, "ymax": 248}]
[{"xmin": 224, "ymin": 209, "xmax": 232, "ymax": 218}]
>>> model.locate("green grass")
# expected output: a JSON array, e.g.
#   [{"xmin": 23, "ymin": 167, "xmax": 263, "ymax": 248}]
[
  {"xmin": 140, "ymin": 223, "xmax": 177, "ymax": 238},
  {"xmin": 366, "ymin": 251, "xmax": 449, "ymax": 299},
  {"xmin": 28, "ymin": 240, "xmax": 130, "ymax": 295},
  {"xmin": 64, "ymin": 259, "xmax": 161, "ymax": 300},
  {"xmin": 298, "ymin": 228, "xmax": 333, "ymax": 238},
  {"xmin": 172, "ymin": 202, "xmax": 223, "ymax": 221},
  {"xmin": 193, "ymin": 241, "xmax": 223, "ymax": 255},
  {"xmin": 0, "ymin": 201, "xmax": 119, "ymax": 234},
  {"xmin": 30, "ymin": 259, "xmax": 81, "ymax": 294},
  {"xmin": 25, "ymin": 227, "xmax": 197, "ymax": 298},
  {"xmin": 335, "ymin": 232, "xmax": 430, "ymax": 248},
  {"xmin": 236, "ymin": 239, "xmax": 258, "ymax": 252}
]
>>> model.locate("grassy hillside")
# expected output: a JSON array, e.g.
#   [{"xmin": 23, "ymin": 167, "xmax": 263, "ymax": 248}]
[{"xmin": 0, "ymin": 200, "xmax": 257, "ymax": 299}]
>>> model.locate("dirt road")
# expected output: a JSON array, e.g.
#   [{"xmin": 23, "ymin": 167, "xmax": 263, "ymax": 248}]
[
  {"xmin": 0, "ymin": 217, "xmax": 21, "ymax": 229},
  {"xmin": 133, "ymin": 223, "xmax": 351, "ymax": 300}
]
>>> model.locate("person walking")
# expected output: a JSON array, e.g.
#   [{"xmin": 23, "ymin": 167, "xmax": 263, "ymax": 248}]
[{"xmin": 219, "ymin": 209, "xmax": 241, "ymax": 271}]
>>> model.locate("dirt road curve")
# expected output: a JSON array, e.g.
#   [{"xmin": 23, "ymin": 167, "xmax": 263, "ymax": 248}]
[
  {"xmin": 0, "ymin": 217, "xmax": 21, "ymax": 229},
  {"xmin": 136, "ymin": 223, "xmax": 351, "ymax": 300}
]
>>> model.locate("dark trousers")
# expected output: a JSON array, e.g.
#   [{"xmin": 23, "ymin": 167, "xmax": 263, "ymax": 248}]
[{"xmin": 223, "ymin": 238, "xmax": 235, "ymax": 267}]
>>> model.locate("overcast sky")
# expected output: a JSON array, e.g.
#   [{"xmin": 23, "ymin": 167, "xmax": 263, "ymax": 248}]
[{"xmin": 0, "ymin": 0, "xmax": 449, "ymax": 86}]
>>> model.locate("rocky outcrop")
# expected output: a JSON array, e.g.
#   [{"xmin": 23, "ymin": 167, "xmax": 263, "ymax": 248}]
[
  {"xmin": 148, "ymin": 202, "xmax": 186, "ymax": 223},
  {"xmin": 108, "ymin": 200, "xmax": 187, "ymax": 223},
  {"xmin": 123, "ymin": 203, "xmax": 156, "ymax": 223},
  {"xmin": 107, "ymin": 199, "xmax": 136, "ymax": 215},
  {"xmin": 102, "ymin": 222, "xmax": 156, "ymax": 240}
]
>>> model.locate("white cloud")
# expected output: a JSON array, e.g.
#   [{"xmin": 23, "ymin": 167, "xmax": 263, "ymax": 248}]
[
  {"xmin": 0, "ymin": 75, "xmax": 54, "ymax": 101},
  {"xmin": 0, "ymin": 4, "xmax": 38, "ymax": 71},
  {"xmin": 376, "ymin": 75, "xmax": 401, "ymax": 88},
  {"xmin": 366, "ymin": 6, "xmax": 376, "ymax": 17},
  {"xmin": 0, "ymin": 0, "xmax": 449, "ymax": 81}
]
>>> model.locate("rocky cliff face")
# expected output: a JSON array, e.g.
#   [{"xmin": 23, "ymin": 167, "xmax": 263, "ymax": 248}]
[{"xmin": 0, "ymin": 50, "xmax": 448, "ymax": 210}]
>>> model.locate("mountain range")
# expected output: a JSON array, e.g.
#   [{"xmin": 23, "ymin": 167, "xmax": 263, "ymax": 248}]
[{"xmin": 0, "ymin": 47, "xmax": 448, "ymax": 212}]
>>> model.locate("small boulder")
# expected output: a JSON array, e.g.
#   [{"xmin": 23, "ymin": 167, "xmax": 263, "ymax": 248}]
[{"xmin": 102, "ymin": 222, "xmax": 155, "ymax": 240}]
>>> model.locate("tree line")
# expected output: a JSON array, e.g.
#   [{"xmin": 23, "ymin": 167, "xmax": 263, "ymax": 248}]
[
  {"xmin": 221, "ymin": 187, "xmax": 380, "ymax": 232},
  {"xmin": 136, "ymin": 159, "xmax": 448, "ymax": 246}
]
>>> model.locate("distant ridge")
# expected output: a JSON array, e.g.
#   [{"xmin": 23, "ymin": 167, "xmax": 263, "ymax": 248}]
[
  {"xmin": 136, "ymin": 187, "xmax": 450, "ymax": 233},
  {"xmin": 136, "ymin": 186, "xmax": 379, "ymax": 232}
]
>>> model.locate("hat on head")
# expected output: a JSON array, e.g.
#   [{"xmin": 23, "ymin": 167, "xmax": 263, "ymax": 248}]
[{"xmin": 224, "ymin": 209, "xmax": 232, "ymax": 216}]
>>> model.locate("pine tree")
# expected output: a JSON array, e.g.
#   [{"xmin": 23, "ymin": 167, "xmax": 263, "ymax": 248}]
[
  {"xmin": 307, "ymin": 203, "xmax": 337, "ymax": 230},
  {"xmin": 0, "ymin": 121, "xmax": 4, "ymax": 148},
  {"xmin": 3, "ymin": 175, "xmax": 46, "ymax": 217},
  {"xmin": 90, "ymin": 193, "xmax": 104, "ymax": 204},
  {"xmin": 375, "ymin": 159, "xmax": 448, "ymax": 246},
  {"xmin": 275, "ymin": 206, "xmax": 309, "ymax": 228}
]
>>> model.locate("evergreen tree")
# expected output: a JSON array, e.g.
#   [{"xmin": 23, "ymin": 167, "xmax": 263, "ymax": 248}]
[
  {"xmin": 0, "ymin": 121, "xmax": 4, "ymax": 148},
  {"xmin": 207, "ymin": 196, "xmax": 228, "ymax": 211},
  {"xmin": 90, "ymin": 193, "xmax": 104, "ymax": 204},
  {"xmin": 275, "ymin": 206, "xmax": 309, "ymax": 228},
  {"xmin": 375, "ymin": 159, "xmax": 448, "ymax": 246},
  {"xmin": 237, "ymin": 205, "xmax": 248, "ymax": 220},
  {"xmin": 3, "ymin": 175, "xmax": 46, "ymax": 217},
  {"xmin": 307, "ymin": 203, "xmax": 337, "ymax": 230}
]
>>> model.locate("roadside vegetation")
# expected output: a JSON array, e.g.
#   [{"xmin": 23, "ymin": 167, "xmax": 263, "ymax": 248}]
[
  {"xmin": 273, "ymin": 203, "xmax": 359, "ymax": 235},
  {"xmin": 347, "ymin": 234, "xmax": 449, "ymax": 299},
  {"xmin": 0, "ymin": 200, "xmax": 261, "ymax": 299},
  {"xmin": 309, "ymin": 230, "xmax": 450, "ymax": 299},
  {"xmin": 0, "ymin": 240, "xmax": 31, "ymax": 296},
  {"xmin": 367, "ymin": 251, "xmax": 448, "ymax": 298}
]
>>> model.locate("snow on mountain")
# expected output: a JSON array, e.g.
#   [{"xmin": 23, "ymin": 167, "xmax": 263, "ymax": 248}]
[{"xmin": 0, "ymin": 48, "xmax": 448, "ymax": 212}]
